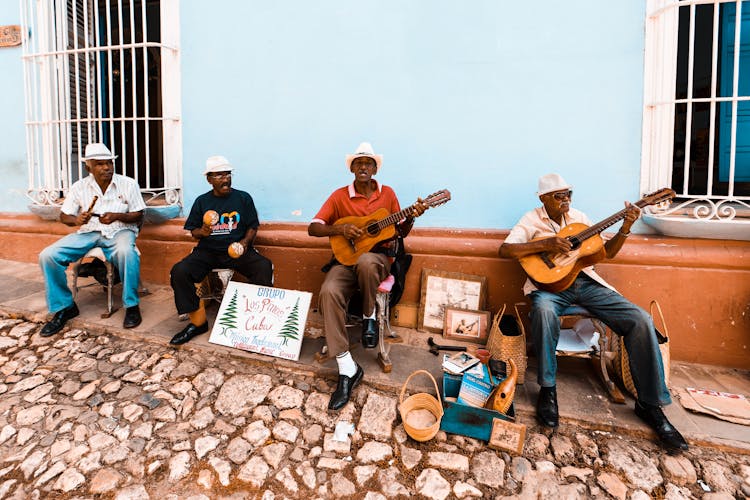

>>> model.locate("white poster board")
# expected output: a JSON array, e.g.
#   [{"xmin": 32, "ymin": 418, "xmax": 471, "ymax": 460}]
[{"xmin": 208, "ymin": 282, "xmax": 312, "ymax": 361}]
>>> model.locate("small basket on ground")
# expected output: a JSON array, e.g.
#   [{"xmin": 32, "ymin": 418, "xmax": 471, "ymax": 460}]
[{"xmin": 399, "ymin": 369, "xmax": 444, "ymax": 442}]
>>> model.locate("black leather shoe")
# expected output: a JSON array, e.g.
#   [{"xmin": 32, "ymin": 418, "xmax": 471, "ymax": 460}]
[
  {"xmin": 361, "ymin": 319, "xmax": 378, "ymax": 349},
  {"xmin": 536, "ymin": 385, "xmax": 559, "ymax": 428},
  {"xmin": 40, "ymin": 303, "xmax": 80, "ymax": 337},
  {"xmin": 328, "ymin": 365, "xmax": 364, "ymax": 410},
  {"xmin": 123, "ymin": 305, "xmax": 142, "ymax": 329},
  {"xmin": 635, "ymin": 400, "xmax": 689, "ymax": 453},
  {"xmin": 169, "ymin": 322, "xmax": 209, "ymax": 345}
]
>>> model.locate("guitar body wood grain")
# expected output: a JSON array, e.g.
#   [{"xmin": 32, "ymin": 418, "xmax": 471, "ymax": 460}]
[
  {"xmin": 330, "ymin": 208, "xmax": 396, "ymax": 265},
  {"xmin": 518, "ymin": 222, "xmax": 607, "ymax": 292}
]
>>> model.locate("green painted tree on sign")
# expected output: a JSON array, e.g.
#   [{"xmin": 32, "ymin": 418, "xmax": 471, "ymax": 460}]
[
  {"xmin": 218, "ymin": 289, "xmax": 239, "ymax": 335},
  {"xmin": 277, "ymin": 298, "xmax": 301, "ymax": 346}
]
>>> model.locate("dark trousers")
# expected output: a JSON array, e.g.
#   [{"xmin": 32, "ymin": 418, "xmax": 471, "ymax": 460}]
[{"xmin": 171, "ymin": 246, "xmax": 273, "ymax": 315}]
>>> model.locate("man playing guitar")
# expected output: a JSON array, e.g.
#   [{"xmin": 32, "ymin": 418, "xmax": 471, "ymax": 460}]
[
  {"xmin": 308, "ymin": 142, "xmax": 426, "ymax": 411},
  {"xmin": 498, "ymin": 173, "xmax": 688, "ymax": 453}
]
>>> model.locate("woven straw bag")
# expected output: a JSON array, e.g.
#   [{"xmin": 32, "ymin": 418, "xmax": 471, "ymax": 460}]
[
  {"xmin": 614, "ymin": 300, "xmax": 671, "ymax": 398},
  {"xmin": 399, "ymin": 370, "xmax": 443, "ymax": 442},
  {"xmin": 486, "ymin": 304, "xmax": 527, "ymax": 384}
]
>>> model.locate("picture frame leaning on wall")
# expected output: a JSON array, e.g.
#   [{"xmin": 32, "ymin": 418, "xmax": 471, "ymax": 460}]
[
  {"xmin": 443, "ymin": 307, "xmax": 491, "ymax": 344},
  {"xmin": 418, "ymin": 269, "xmax": 487, "ymax": 333}
]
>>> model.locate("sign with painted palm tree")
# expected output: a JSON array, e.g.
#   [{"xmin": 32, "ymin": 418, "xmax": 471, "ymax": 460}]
[{"xmin": 208, "ymin": 282, "xmax": 312, "ymax": 361}]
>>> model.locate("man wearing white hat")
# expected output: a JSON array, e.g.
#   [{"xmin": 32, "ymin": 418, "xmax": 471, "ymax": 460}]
[
  {"xmin": 38, "ymin": 142, "xmax": 146, "ymax": 336},
  {"xmin": 308, "ymin": 142, "xmax": 426, "ymax": 410},
  {"xmin": 169, "ymin": 155, "xmax": 273, "ymax": 345},
  {"xmin": 498, "ymin": 173, "xmax": 688, "ymax": 453}
]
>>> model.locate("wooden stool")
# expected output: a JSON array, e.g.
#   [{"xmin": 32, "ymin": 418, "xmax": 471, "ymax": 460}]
[
  {"xmin": 374, "ymin": 274, "xmax": 403, "ymax": 373},
  {"xmin": 72, "ymin": 247, "xmax": 148, "ymax": 318},
  {"xmin": 180, "ymin": 268, "xmax": 235, "ymax": 321},
  {"xmin": 197, "ymin": 268, "xmax": 235, "ymax": 302}
]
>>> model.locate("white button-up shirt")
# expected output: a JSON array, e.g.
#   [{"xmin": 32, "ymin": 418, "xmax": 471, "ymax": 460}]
[
  {"xmin": 504, "ymin": 205, "xmax": 617, "ymax": 295},
  {"xmin": 61, "ymin": 173, "xmax": 146, "ymax": 239}
]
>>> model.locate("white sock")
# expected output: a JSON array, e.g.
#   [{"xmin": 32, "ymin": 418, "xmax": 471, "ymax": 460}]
[
  {"xmin": 336, "ymin": 351, "xmax": 357, "ymax": 377},
  {"xmin": 363, "ymin": 310, "xmax": 376, "ymax": 320}
]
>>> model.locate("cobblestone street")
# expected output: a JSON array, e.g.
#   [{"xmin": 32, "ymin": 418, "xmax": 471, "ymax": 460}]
[{"xmin": 0, "ymin": 312, "xmax": 747, "ymax": 500}]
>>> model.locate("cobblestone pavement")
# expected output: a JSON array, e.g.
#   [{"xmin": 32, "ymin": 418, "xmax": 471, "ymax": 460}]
[{"xmin": 0, "ymin": 313, "xmax": 748, "ymax": 500}]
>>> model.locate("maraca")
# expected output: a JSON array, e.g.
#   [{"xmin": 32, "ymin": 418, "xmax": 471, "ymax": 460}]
[
  {"xmin": 228, "ymin": 242, "xmax": 245, "ymax": 259},
  {"xmin": 203, "ymin": 210, "xmax": 219, "ymax": 226}
]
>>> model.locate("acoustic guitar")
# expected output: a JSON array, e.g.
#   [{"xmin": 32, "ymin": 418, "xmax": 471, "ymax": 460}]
[
  {"xmin": 330, "ymin": 189, "xmax": 451, "ymax": 266},
  {"xmin": 519, "ymin": 188, "xmax": 675, "ymax": 293}
]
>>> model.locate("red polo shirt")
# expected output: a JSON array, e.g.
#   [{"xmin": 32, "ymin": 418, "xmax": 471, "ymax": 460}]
[{"xmin": 312, "ymin": 181, "xmax": 401, "ymax": 225}]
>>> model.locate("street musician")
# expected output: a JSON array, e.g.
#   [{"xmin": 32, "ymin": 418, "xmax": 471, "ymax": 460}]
[
  {"xmin": 498, "ymin": 173, "xmax": 687, "ymax": 453},
  {"xmin": 308, "ymin": 142, "xmax": 426, "ymax": 411}
]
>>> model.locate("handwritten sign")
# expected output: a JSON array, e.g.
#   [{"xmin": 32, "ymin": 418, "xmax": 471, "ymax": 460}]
[
  {"xmin": 488, "ymin": 418, "xmax": 526, "ymax": 455},
  {"xmin": 208, "ymin": 282, "xmax": 312, "ymax": 361},
  {"xmin": 0, "ymin": 26, "xmax": 21, "ymax": 47}
]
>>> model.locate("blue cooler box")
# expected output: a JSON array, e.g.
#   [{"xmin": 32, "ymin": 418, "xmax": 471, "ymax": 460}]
[{"xmin": 440, "ymin": 372, "xmax": 516, "ymax": 442}]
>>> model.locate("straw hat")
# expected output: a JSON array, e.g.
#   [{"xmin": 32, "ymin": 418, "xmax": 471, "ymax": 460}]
[
  {"xmin": 345, "ymin": 142, "xmax": 383, "ymax": 172},
  {"xmin": 537, "ymin": 173, "xmax": 572, "ymax": 196}
]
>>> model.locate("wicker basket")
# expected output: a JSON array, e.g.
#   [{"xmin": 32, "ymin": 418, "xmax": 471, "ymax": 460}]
[
  {"xmin": 399, "ymin": 370, "xmax": 443, "ymax": 442},
  {"xmin": 614, "ymin": 300, "xmax": 671, "ymax": 398},
  {"xmin": 486, "ymin": 304, "xmax": 527, "ymax": 384}
]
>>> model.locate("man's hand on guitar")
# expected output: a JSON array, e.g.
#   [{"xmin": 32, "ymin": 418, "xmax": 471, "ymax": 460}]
[
  {"xmin": 621, "ymin": 201, "xmax": 641, "ymax": 233},
  {"xmin": 337, "ymin": 223, "xmax": 363, "ymax": 240},
  {"xmin": 544, "ymin": 236, "xmax": 573, "ymax": 254}
]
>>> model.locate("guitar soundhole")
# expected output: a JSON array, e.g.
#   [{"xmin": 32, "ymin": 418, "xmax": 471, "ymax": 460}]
[
  {"xmin": 568, "ymin": 237, "xmax": 581, "ymax": 250},
  {"xmin": 366, "ymin": 223, "xmax": 379, "ymax": 236}
]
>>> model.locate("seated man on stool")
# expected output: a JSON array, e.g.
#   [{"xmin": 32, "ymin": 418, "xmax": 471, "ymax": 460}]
[
  {"xmin": 169, "ymin": 155, "xmax": 274, "ymax": 345},
  {"xmin": 39, "ymin": 142, "xmax": 146, "ymax": 336},
  {"xmin": 308, "ymin": 142, "xmax": 425, "ymax": 410},
  {"xmin": 498, "ymin": 173, "xmax": 688, "ymax": 453}
]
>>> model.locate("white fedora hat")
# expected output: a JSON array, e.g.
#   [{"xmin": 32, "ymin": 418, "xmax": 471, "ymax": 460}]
[
  {"xmin": 83, "ymin": 143, "xmax": 117, "ymax": 161},
  {"xmin": 203, "ymin": 155, "xmax": 234, "ymax": 176},
  {"xmin": 345, "ymin": 142, "xmax": 383, "ymax": 172},
  {"xmin": 537, "ymin": 173, "xmax": 572, "ymax": 196}
]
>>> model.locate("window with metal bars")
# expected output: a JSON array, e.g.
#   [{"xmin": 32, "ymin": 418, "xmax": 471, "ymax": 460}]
[
  {"xmin": 21, "ymin": 0, "xmax": 181, "ymax": 222},
  {"xmin": 641, "ymin": 0, "xmax": 749, "ymax": 237}
]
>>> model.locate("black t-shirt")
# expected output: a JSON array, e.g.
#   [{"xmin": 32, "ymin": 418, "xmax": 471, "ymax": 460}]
[{"xmin": 184, "ymin": 189, "xmax": 260, "ymax": 253}]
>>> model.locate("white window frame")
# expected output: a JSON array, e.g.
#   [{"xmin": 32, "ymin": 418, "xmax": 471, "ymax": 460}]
[
  {"xmin": 20, "ymin": 0, "xmax": 182, "ymax": 218},
  {"xmin": 641, "ymin": 0, "xmax": 750, "ymax": 239}
]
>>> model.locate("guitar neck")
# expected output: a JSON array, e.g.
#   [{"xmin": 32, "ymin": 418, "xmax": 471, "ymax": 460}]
[
  {"xmin": 573, "ymin": 198, "xmax": 651, "ymax": 241},
  {"xmin": 373, "ymin": 205, "xmax": 422, "ymax": 230}
]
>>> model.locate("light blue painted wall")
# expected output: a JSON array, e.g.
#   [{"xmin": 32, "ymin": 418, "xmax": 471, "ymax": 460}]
[
  {"xmin": 0, "ymin": 4, "xmax": 28, "ymax": 212},
  {"xmin": 181, "ymin": 0, "xmax": 648, "ymax": 229},
  {"xmin": 0, "ymin": 1, "xmax": 648, "ymax": 230}
]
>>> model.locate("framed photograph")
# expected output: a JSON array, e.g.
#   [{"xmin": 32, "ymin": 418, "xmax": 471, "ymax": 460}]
[
  {"xmin": 418, "ymin": 269, "xmax": 487, "ymax": 333},
  {"xmin": 488, "ymin": 418, "xmax": 527, "ymax": 455},
  {"xmin": 443, "ymin": 307, "xmax": 490, "ymax": 344}
]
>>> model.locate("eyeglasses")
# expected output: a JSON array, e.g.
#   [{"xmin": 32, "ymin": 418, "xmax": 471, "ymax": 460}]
[
  {"xmin": 551, "ymin": 190, "xmax": 572, "ymax": 200},
  {"xmin": 208, "ymin": 172, "xmax": 232, "ymax": 179}
]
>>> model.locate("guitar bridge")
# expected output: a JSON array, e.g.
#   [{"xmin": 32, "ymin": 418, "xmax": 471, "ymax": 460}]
[{"xmin": 540, "ymin": 252, "xmax": 555, "ymax": 269}]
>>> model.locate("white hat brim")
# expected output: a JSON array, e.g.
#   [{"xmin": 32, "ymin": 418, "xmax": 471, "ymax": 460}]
[{"xmin": 346, "ymin": 153, "xmax": 382, "ymax": 171}]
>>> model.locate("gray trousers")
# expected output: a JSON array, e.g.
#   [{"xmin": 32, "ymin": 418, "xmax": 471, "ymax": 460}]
[{"xmin": 319, "ymin": 252, "xmax": 391, "ymax": 357}]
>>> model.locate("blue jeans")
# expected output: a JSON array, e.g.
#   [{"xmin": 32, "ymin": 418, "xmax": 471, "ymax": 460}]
[
  {"xmin": 530, "ymin": 274, "xmax": 671, "ymax": 406},
  {"xmin": 39, "ymin": 230, "xmax": 141, "ymax": 313}
]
